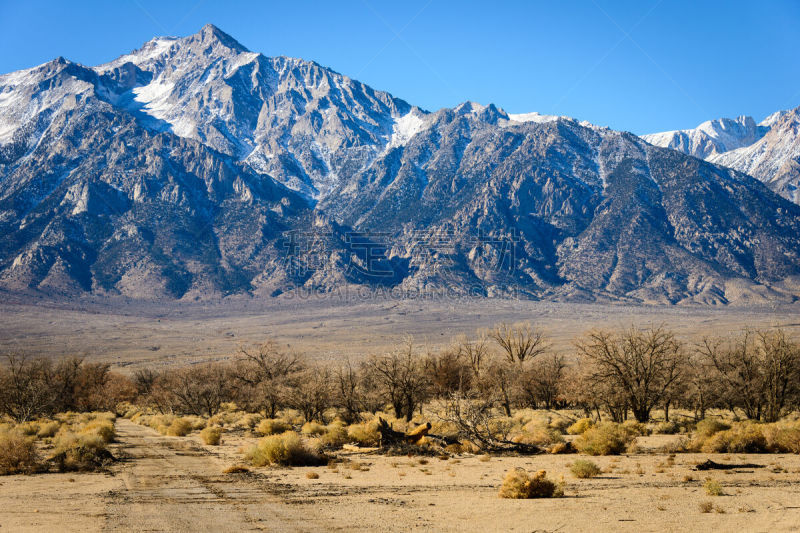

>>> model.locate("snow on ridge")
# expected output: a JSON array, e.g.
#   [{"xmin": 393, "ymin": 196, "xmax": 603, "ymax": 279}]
[
  {"xmin": 506, "ymin": 111, "xmax": 560, "ymax": 124},
  {"xmin": 388, "ymin": 111, "xmax": 426, "ymax": 149}
]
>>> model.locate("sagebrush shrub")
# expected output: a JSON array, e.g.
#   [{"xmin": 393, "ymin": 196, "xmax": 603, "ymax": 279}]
[
  {"xmin": 320, "ymin": 425, "xmax": 349, "ymax": 448},
  {"xmin": 36, "ymin": 421, "xmax": 61, "ymax": 439},
  {"xmin": 51, "ymin": 432, "xmax": 111, "ymax": 472},
  {"xmin": 570, "ymin": 459, "xmax": 602, "ymax": 478},
  {"xmin": 574, "ymin": 422, "xmax": 634, "ymax": 455},
  {"xmin": 513, "ymin": 424, "xmax": 565, "ymax": 447},
  {"xmin": 0, "ymin": 432, "xmax": 40, "ymax": 475},
  {"xmin": 166, "ymin": 418, "xmax": 193, "ymax": 437},
  {"xmin": 82, "ymin": 420, "xmax": 116, "ymax": 443},
  {"xmin": 693, "ymin": 419, "xmax": 730, "ymax": 440},
  {"xmin": 200, "ymin": 427, "xmax": 223, "ymax": 445},
  {"xmin": 347, "ymin": 420, "xmax": 380, "ymax": 446},
  {"xmin": 567, "ymin": 418, "xmax": 594, "ymax": 435},
  {"xmin": 704, "ymin": 479, "xmax": 723, "ymax": 496},
  {"xmin": 699, "ymin": 422, "xmax": 767, "ymax": 453},
  {"xmin": 256, "ymin": 418, "xmax": 292, "ymax": 436},
  {"xmin": 301, "ymin": 422, "xmax": 326, "ymax": 436},
  {"xmin": 247, "ymin": 431, "xmax": 324, "ymax": 467},
  {"xmin": 498, "ymin": 469, "xmax": 563, "ymax": 499}
]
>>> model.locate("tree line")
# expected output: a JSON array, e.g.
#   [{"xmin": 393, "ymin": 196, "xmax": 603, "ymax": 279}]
[{"xmin": 1, "ymin": 324, "xmax": 799, "ymax": 424}]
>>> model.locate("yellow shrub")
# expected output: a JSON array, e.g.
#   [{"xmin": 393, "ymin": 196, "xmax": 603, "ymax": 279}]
[
  {"xmin": 763, "ymin": 423, "xmax": 800, "ymax": 453},
  {"xmin": 567, "ymin": 418, "xmax": 594, "ymax": 435},
  {"xmin": 347, "ymin": 420, "xmax": 380, "ymax": 446},
  {"xmin": 498, "ymin": 469, "xmax": 562, "ymax": 499},
  {"xmin": 246, "ymin": 431, "xmax": 324, "ymax": 466},
  {"xmin": 51, "ymin": 432, "xmax": 111, "ymax": 472},
  {"xmin": 256, "ymin": 418, "xmax": 292, "ymax": 436},
  {"xmin": 699, "ymin": 422, "xmax": 766, "ymax": 453},
  {"xmin": 0, "ymin": 432, "xmax": 40, "ymax": 475},
  {"xmin": 81, "ymin": 420, "xmax": 116, "ymax": 443},
  {"xmin": 200, "ymin": 427, "xmax": 223, "ymax": 446},
  {"xmin": 301, "ymin": 422, "xmax": 326, "ymax": 436},
  {"xmin": 574, "ymin": 422, "xmax": 634, "ymax": 455},
  {"xmin": 320, "ymin": 425, "xmax": 349, "ymax": 448},
  {"xmin": 513, "ymin": 423, "xmax": 565, "ymax": 447},
  {"xmin": 694, "ymin": 419, "xmax": 730, "ymax": 440},
  {"xmin": 570, "ymin": 459, "xmax": 602, "ymax": 478},
  {"xmin": 36, "ymin": 421, "xmax": 61, "ymax": 439},
  {"xmin": 166, "ymin": 418, "xmax": 193, "ymax": 437}
]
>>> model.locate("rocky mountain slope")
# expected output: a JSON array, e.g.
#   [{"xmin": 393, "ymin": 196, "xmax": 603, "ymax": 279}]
[
  {"xmin": 644, "ymin": 108, "xmax": 800, "ymax": 205},
  {"xmin": 1, "ymin": 25, "xmax": 799, "ymax": 304}
]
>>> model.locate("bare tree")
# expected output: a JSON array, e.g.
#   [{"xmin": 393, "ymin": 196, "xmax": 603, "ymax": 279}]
[
  {"xmin": 577, "ymin": 326, "xmax": 687, "ymax": 423},
  {"xmin": 0, "ymin": 354, "xmax": 57, "ymax": 421},
  {"xmin": 700, "ymin": 329, "xmax": 800, "ymax": 422},
  {"xmin": 288, "ymin": 368, "xmax": 332, "ymax": 422},
  {"xmin": 489, "ymin": 322, "xmax": 549, "ymax": 365},
  {"xmin": 234, "ymin": 340, "xmax": 304, "ymax": 417},
  {"xmin": 165, "ymin": 363, "xmax": 236, "ymax": 416},
  {"xmin": 364, "ymin": 338, "xmax": 430, "ymax": 421},
  {"xmin": 453, "ymin": 333, "xmax": 490, "ymax": 378},
  {"xmin": 518, "ymin": 353, "xmax": 567, "ymax": 410}
]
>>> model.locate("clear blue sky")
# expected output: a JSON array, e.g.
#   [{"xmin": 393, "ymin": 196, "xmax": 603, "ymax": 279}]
[{"xmin": 1, "ymin": 0, "xmax": 798, "ymax": 134}]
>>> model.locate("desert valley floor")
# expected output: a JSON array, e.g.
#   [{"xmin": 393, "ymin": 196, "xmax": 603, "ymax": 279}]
[{"xmin": 1, "ymin": 296, "xmax": 799, "ymax": 370}]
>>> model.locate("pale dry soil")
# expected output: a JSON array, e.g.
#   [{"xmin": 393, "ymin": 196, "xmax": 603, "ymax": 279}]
[{"xmin": 2, "ymin": 421, "xmax": 800, "ymax": 532}]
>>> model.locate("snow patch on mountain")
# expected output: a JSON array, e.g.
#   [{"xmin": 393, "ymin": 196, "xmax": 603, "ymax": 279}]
[
  {"xmin": 506, "ymin": 111, "xmax": 560, "ymax": 124},
  {"xmin": 388, "ymin": 111, "xmax": 427, "ymax": 149},
  {"xmin": 642, "ymin": 116, "xmax": 767, "ymax": 159}
]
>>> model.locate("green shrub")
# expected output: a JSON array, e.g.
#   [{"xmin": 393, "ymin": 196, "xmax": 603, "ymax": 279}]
[
  {"xmin": 498, "ymin": 469, "xmax": 563, "ymax": 499},
  {"xmin": 200, "ymin": 427, "xmax": 223, "ymax": 445},
  {"xmin": 255, "ymin": 418, "xmax": 292, "ymax": 436},
  {"xmin": 166, "ymin": 418, "xmax": 193, "ymax": 437},
  {"xmin": 570, "ymin": 459, "xmax": 602, "ymax": 478},
  {"xmin": 567, "ymin": 418, "xmax": 594, "ymax": 435},
  {"xmin": 247, "ymin": 431, "xmax": 325, "ymax": 467},
  {"xmin": 0, "ymin": 432, "xmax": 40, "ymax": 475},
  {"xmin": 574, "ymin": 422, "xmax": 635, "ymax": 455}
]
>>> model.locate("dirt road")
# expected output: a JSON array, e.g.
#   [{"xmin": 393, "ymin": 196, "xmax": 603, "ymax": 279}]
[{"xmin": 103, "ymin": 419, "xmax": 322, "ymax": 532}]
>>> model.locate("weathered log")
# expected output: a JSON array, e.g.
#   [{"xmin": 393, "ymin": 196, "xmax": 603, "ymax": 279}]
[{"xmin": 694, "ymin": 459, "xmax": 764, "ymax": 471}]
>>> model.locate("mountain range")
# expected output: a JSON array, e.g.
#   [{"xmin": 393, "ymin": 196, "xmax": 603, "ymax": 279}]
[{"xmin": 1, "ymin": 24, "xmax": 799, "ymax": 304}]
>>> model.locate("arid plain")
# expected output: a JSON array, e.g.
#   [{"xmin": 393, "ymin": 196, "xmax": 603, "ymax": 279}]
[{"xmin": 1, "ymin": 295, "xmax": 798, "ymax": 370}]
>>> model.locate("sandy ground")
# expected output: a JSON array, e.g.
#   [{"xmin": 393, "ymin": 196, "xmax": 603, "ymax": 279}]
[
  {"xmin": 1, "ymin": 298, "xmax": 798, "ymax": 371},
  {"xmin": 2, "ymin": 420, "xmax": 799, "ymax": 532}
]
